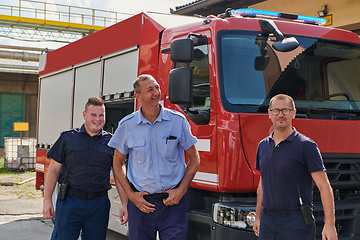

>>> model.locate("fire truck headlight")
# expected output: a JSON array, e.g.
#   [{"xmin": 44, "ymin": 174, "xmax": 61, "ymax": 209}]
[
  {"xmin": 246, "ymin": 211, "xmax": 256, "ymax": 227},
  {"xmin": 212, "ymin": 203, "xmax": 256, "ymax": 230}
]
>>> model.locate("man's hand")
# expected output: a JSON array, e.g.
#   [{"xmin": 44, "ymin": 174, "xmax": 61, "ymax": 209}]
[
  {"xmin": 312, "ymin": 171, "xmax": 337, "ymax": 240},
  {"xmin": 322, "ymin": 223, "xmax": 338, "ymax": 240},
  {"xmin": 42, "ymin": 160, "xmax": 62, "ymax": 220},
  {"xmin": 163, "ymin": 187, "xmax": 185, "ymax": 206},
  {"xmin": 43, "ymin": 199, "xmax": 54, "ymax": 219},
  {"xmin": 119, "ymin": 205, "xmax": 128, "ymax": 224},
  {"xmin": 253, "ymin": 217, "xmax": 260, "ymax": 236},
  {"xmin": 253, "ymin": 178, "xmax": 263, "ymax": 237},
  {"xmin": 128, "ymin": 191, "xmax": 155, "ymax": 213}
]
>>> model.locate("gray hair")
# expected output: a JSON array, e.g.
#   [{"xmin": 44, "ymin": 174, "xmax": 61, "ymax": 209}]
[{"xmin": 133, "ymin": 74, "xmax": 156, "ymax": 93}]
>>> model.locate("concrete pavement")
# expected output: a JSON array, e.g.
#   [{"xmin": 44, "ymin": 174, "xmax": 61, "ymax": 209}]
[
  {"xmin": 0, "ymin": 214, "xmax": 54, "ymax": 239},
  {"xmin": 0, "ymin": 195, "xmax": 127, "ymax": 240},
  {"xmin": 0, "ymin": 170, "xmax": 127, "ymax": 240},
  {"xmin": 0, "ymin": 197, "xmax": 53, "ymax": 239}
]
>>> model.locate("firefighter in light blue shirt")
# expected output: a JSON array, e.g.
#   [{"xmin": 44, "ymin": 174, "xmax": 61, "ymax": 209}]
[{"xmin": 108, "ymin": 74, "xmax": 200, "ymax": 240}]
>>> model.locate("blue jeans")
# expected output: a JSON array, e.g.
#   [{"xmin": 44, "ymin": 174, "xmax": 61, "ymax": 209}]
[
  {"xmin": 51, "ymin": 188, "xmax": 110, "ymax": 240},
  {"xmin": 128, "ymin": 196, "xmax": 189, "ymax": 240},
  {"xmin": 259, "ymin": 208, "xmax": 315, "ymax": 240}
]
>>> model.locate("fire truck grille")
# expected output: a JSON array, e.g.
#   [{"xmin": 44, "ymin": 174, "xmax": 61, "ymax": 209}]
[
  {"xmin": 322, "ymin": 153, "xmax": 360, "ymax": 190},
  {"xmin": 313, "ymin": 153, "xmax": 360, "ymax": 239},
  {"xmin": 314, "ymin": 207, "xmax": 356, "ymax": 239}
]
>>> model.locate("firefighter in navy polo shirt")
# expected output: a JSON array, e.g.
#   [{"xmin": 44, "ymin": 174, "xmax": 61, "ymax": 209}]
[
  {"xmin": 253, "ymin": 94, "xmax": 337, "ymax": 240},
  {"xmin": 42, "ymin": 97, "xmax": 128, "ymax": 240}
]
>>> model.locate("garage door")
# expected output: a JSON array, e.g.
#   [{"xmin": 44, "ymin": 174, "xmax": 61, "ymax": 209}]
[{"xmin": 0, "ymin": 93, "xmax": 25, "ymax": 147}]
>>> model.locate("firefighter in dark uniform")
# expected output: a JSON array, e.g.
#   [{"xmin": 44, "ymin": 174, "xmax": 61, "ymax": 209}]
[{"xmin": 42, "ymin": 97, "xmax": 128, "ymax": 240}]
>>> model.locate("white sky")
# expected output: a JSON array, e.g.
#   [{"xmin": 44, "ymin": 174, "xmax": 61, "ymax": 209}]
[{"xmin": 0, "ymin": 0, "xmax": 192, "ymax": 65}]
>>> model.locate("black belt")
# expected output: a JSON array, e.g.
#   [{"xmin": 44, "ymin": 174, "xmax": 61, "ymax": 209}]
[
  {"xmin": 263, "ymin": 209, "xmax": 302, "ymax": 214},
  {"xmin": 70, "ymin": 187, "xmax": 107, "ymax": 199},
  {"xmin": 145, "ymin": 192, "xmax": 169, "ymax": 200},
  {"xmin": 130, "ymin": 182, "xmax": 181, "ymax": 200}
]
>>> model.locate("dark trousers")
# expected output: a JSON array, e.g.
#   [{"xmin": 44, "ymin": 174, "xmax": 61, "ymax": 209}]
[
  {"xmin": 259, "ymin": 208, "xmax": 315, "ymax": 240},
  {"xmin": 51, "ymin": 188, "xmax": 110, "ymax": 240},
  {"xmin": 128, "ymin": 196, "xmax": 189, "ymax": 240}
]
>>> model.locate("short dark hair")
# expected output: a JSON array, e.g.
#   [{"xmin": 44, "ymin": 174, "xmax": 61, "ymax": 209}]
[
  {"xmin": 269, "ymin": 94, "xmax": 295, "ymax": 109},
  {"xmin": 133, "ymin": 74, "xmax": 156, "ymax": 93},
  {"xmin": 85, "ymin": 97, "xmax": 104, "ymax": 112}
]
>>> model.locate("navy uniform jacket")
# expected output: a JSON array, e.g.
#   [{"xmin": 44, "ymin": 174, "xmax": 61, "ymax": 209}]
[{"xmin": 47, "ymin": 124, "xmax": 114, "ymax": 192}]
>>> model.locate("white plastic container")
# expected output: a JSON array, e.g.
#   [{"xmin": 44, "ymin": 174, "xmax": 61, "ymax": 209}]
[{"xmin": 4, "ymin": 137, "xmax": 36, "ymax": 171}]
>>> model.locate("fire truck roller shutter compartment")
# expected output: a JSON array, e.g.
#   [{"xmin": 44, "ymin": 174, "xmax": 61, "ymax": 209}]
[
  {"xmin": 38, "ymin": 70, "xmax": 73, "ymax": 145},
  {"xmin": 102, "ymin": 47, "xmax": 139, "ymax": 96},
  {"xmin": 73, "ymin": 61, "xmax": 102, "ymax": 128}
]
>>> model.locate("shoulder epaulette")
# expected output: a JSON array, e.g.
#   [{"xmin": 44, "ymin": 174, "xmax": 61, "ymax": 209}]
[
  {"xmin": 119, "ymin": 112, "xmax": 136, "ymax": 125},
  {"xmin": 102, "ymin": 130, "xmax": 113, "ymax": 136},
  {"xmin": 60, "ymin": 128, "xmax": 79, "ymax": 135}
]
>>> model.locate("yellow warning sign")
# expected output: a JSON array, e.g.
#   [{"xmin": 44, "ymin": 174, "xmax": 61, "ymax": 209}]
[
  {"xmin": 322, "ymin": 15, "xmax": 332, "ymax": 26},
  {"xmin": 14, "ymin": 122, "xmax": 29, "ymax": 131}
]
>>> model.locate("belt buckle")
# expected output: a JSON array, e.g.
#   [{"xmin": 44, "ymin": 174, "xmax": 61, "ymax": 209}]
[
  {"xmin": 155, "ymin": 193, "xmax": 168, "ymax": 200},
  {"xmin": 145, "ymin": 192, "xmax": 168, "ymax": 200},
  {"xmin": 88, "ymin": 192, "xmax": 94, "ymax": 199},
  {"xmin": 154, "ymin": 194, "xmax": 163, "ymax": 200}
]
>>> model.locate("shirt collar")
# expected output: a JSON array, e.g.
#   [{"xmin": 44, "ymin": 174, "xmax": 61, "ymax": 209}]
[
  {"xmin": 269, "ymin": 127, "xmax": 297, "ymax": 143},
  {"xmin": 80, "ymin": 124, "xmax": 106, "ymax": 136},
  {"xmin": 136, "ymin": 104, "xmax": 170, "ymax": 125},
  {"xmin": 80, "ymin": 124, "xmax": 87, "ymax": 133}
]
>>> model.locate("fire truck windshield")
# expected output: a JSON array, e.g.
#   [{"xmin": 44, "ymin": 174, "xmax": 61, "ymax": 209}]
[{"xmin": 217, "ymin": 31, "xmax": 360, "ymax": 119}]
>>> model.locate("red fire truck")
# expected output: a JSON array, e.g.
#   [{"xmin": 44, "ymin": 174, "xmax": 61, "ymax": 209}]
[{"xmin": 36, "ymin": 9, "xmax": 360, "ymax": 239}]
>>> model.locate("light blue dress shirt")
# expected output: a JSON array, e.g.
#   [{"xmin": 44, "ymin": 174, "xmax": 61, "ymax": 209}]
[{"xmin": 108, "ymin": 105, "xmax": 198, "ymax": 194}]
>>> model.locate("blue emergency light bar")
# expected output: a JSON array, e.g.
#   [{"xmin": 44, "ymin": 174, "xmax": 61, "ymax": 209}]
[{"xmin": 231, "ymin": 9, "xmax": 327, "ymax": 25}]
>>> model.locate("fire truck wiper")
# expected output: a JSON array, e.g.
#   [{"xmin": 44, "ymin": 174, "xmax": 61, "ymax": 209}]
[{"xmin": 316, "ymin": 108, "xmax": 360, "ymax": 114}]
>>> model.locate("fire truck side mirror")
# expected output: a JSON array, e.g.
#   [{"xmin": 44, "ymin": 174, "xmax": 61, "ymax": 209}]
[
  {"xmin": 272, "ymin": 37, "xmax": 299, "ymax": 52},
  {"xmin": 170, "ymin": 39, "xmax": 194, "ymax": 63},
  {"xmin": 168, "ymin": 67, "xmax": 193, "ymax": 105},
  {"xmin": 259, "ymin": 19, "xmax": 299, "ymax": 52}
]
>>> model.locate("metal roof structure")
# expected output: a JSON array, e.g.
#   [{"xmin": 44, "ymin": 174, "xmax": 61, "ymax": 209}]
[
  {"xmin": 0, "ymin": 0, "xmax": 133, "ymax": 73},
  {"xmin": 0, "ymin": 0, "xmax": 131, "ymax": 43}
]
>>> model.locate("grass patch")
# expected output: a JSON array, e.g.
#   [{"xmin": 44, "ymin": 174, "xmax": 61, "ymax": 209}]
[
  {"xmin": 0, "ymin": 158, "xmax": 42, "ymax": 198},
  {"xmin": 4, "ymin": 185, "xmax": 42, "ymax": 198},
  {"xmin": 0, "ymin": 158, "xmax": 33, "ymax": 175},
  {"xmin": 0, "ymin": 158, "xmax": 16, "ymax": 175}
]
